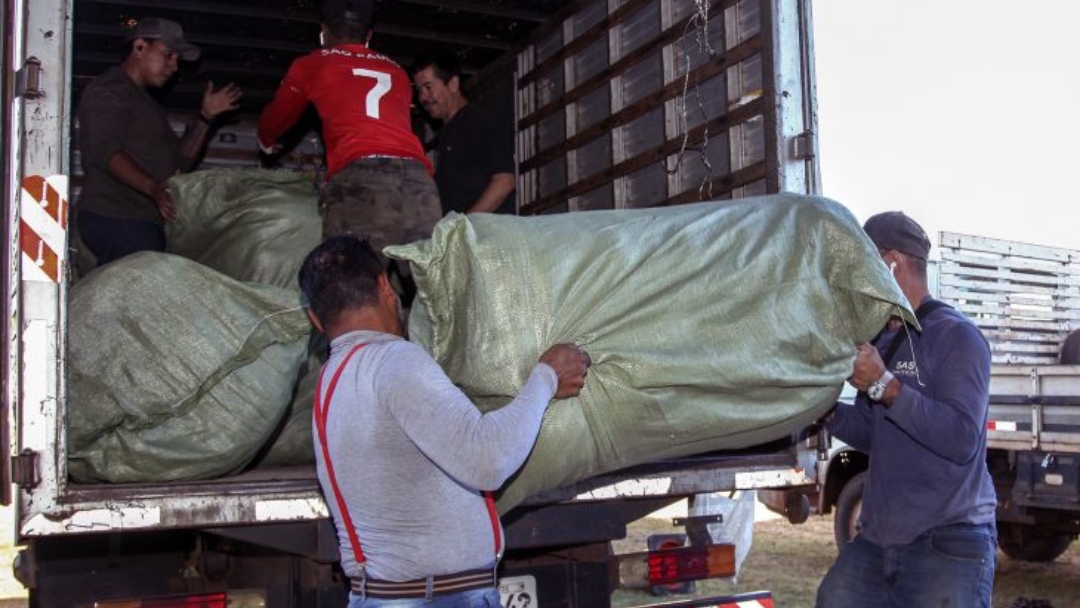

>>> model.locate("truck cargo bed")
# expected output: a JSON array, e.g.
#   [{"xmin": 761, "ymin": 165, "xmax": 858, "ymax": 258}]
[
  {"xmin": 989, "ymin": 365, "xmax": 1080, "ymax": 454},
  {"xmin": 26, "ymin": 436, "xmax": 815, "ymax": 537}
]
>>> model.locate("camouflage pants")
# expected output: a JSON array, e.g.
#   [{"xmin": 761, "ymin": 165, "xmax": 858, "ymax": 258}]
[{"xmin": 320, "ymin": 157, "xmax": 442, "ymax": 251}]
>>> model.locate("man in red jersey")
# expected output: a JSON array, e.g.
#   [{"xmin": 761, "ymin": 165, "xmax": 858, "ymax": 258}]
[{"xmin": 258, "ymin": 0, "xmax": 440, "ymax": 252}]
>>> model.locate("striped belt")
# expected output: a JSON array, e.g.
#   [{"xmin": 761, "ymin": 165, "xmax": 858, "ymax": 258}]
[{"xmin": 351, "ymin": 568, "xmax": 495, "ymax": 599}]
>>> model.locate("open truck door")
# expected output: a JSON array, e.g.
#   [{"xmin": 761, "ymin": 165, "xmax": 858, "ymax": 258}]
[
  {"xmin": 4, "ymin": 0, "xmax": 73, "ymax": 510},
  {"xmin": 1, "ymin": 0, "xmax": 12, "ymax": 508}
]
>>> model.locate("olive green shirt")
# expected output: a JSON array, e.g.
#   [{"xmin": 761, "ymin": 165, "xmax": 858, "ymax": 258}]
[{"xmin": 77, "ymin": 67, "xmax": 193, "ymax": 224}]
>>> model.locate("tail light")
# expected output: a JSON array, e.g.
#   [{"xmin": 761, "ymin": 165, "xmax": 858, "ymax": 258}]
[
  {"xmin": 96, "ymin": 593, "xmax": 227, "ymax": 608},
  {"xmin": 95, "ymin": 590, "xmax": 265, "ymax": 608},
  {"xmin": 647, "ymin": 545, "xmax": 735, "ymax": 586},
  {"xmin": 616, "ymin": 543, "xmax": 735, "ymax": 589}
]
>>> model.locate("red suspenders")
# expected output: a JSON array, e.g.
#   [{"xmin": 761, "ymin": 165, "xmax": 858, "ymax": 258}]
[
  {"xmin": 313, "ymin": 341, "xmax": 504, "ymax": 569},
  {"xmin": 314, "ymin": 343, "xmax": 370, "ymax": 565}
]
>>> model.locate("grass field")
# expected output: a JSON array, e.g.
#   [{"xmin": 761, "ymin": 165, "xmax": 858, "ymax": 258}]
[{"xmin": 614, "ymin": 503, "xmax": 1080, "ymax": 608}]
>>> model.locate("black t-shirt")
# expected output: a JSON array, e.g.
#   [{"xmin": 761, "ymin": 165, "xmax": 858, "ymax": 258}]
[{"xmin": 433, "ymin": 103, "xmax": 516, "ymax": 214}]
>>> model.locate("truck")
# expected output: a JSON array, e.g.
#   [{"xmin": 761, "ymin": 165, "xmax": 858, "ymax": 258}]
[
  {"xmin": 2, "ymin": 0, "xmax": 824, "ymax": 605},
  {"xmin": 801, "ymin": 232, "xmax": 1080, "ymax": 562}
]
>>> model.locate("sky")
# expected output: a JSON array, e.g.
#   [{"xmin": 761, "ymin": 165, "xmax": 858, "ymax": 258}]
[{"xmin": 811, "ymin": 0, "xmax": 1080, "ymax": 252}]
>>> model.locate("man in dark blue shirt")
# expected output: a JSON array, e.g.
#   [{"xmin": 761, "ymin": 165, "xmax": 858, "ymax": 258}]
[{"xmin": 816, "ymin": 212, "xmax": 997, "ymax": 608}]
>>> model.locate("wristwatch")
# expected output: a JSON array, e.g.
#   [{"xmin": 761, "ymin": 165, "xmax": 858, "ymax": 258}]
[{"xmin": 867, "ymin": 370, "xmax": 894, "ymax": 403}]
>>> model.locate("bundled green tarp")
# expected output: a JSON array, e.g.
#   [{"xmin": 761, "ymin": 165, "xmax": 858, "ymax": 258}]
[
  {"xmin": 387, "ymin": 193, "xmax": 913, "ymax": 511},
  {"xmin": 166, "ymin": 168, "xmax": 321, "ymax": 289},
  {"xmin": 67, "ymin": 252, "xmax": 313, "ymax": 482},
  {"xmin": 252, "ymin": 336, "xmax": 327, "ymax": 468},
  {"xmin": 164, "ymin": 167, "xmax": 324, "ymax": 467}
]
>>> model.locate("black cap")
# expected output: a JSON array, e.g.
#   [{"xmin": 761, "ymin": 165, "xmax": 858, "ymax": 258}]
[
  {"xmin": 321, "ymin": 0, "xmax": 374, "ymax": 24},
  {"xmin": 863, "ymin": 211, "xmax": 931, "ymax": 260},
  {"xmin": 123, "ymin": 17, "xmax": 200, "ymax": 62}
]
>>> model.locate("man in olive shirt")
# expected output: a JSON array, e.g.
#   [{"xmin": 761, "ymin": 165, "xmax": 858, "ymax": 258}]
[{"xmin": 77, "ymin": 17, "xmax": 241, "ymax": 267}]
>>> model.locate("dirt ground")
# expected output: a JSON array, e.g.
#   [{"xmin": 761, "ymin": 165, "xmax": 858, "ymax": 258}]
[
  {"xmin": 0, "ymin": 506, "xmax": 25, "ymax": 607},
  {"xmin": 613, "ymin": 507, "xmax": 1080, "ymax": 608}
]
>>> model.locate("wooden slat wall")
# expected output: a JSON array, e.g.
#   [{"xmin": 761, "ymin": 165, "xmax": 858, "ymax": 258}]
[
  {"xmin": 515, "ymin": 0, "xmax": 769, "ymax": 214},
  {"xmin": 938, "ymin": 232, "xmax": 1080, "ymax": 365}
]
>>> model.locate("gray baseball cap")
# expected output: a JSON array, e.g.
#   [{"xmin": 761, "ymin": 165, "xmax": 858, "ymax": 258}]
[
  {"xmin": 125, "ymin": 17, "xmax": 200, "ymax": 62},
  {"xmin": 863, "ymin": 211, "xmax": 931, "ymax": 260}
]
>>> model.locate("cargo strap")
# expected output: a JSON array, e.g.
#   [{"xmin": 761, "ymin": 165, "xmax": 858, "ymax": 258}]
[{"xmin": 313, "ymin": 341, "xmax": 503, "ymax": 577}]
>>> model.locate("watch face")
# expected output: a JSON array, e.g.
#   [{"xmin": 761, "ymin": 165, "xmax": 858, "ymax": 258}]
[{"xmin": 868, "ymin": 382, "xmax": 884, "ymax": 401}]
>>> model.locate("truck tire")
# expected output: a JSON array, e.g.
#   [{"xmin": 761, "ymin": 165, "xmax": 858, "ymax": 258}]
[
  {"xmin": 833, "ymin": 471, "xmax": 866, "ymax": 548},
  {"xmin": 998, "ymin": 522, "xmax": 1074, "ymax": 563},
  {"xmin": 1061, "ymin": 329, "xmax": 1080, "ymax": 364}
]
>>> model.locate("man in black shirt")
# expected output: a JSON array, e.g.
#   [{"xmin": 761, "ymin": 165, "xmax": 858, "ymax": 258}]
[{"xmin": 412, "ymin": 52, "xmax": 516, "ymax": 215}]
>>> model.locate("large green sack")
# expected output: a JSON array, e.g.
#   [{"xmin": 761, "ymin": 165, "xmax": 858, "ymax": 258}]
[
  {"xmin": 252, "ymin": 335, "xmax": 327, "ymax": 468},
  {"xmin": 165, "ymin": 168, "xmax": 321, "ymax": 288},
  {"xmin": 67, "ymin": 252, "xmax": 313, "ymax": 482},
  {"xmin": 163, "ymin": 167, "xmax": 322, "ymax": 467},
  {"xmin": 387, "ymin": 194, "xmax": 914, "ymax": 511}
]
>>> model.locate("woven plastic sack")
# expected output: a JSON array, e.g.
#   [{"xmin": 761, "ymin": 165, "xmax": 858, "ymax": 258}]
[
  {"xmin": 165, "ymin": 168, "xmax": 321, "ymax": 288},
  {"xmin": 67, "ymin": 252, "xmax": 313, "ymax": 482},
  {"xmin": 252, "ymin": 335, "xmax": 327, "ymax": 468},
  {"xmin": 387, "ymin": 194, "xmax": 913, "ymax": 511}
]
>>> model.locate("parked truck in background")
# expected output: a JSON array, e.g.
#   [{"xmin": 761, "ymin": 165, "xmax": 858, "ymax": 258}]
[
  {"xmin": 808, "ymin": 232, "xmax": 1080, "ymax": 562},
  {"xmin": 3, "ymin": 0, "xmax": 823, "ymax": 606}
]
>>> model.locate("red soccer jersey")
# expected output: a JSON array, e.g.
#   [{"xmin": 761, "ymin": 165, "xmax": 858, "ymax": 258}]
[{"xmin": 258, "ymin": 44, "xmax": 431, "ymax": 178}]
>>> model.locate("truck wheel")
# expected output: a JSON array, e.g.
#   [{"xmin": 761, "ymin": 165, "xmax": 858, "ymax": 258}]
[
  {"xmin": 833, "ymin": 472, "xmax": 866, "ymax": 548},
  {"xmin": 998, "ymin": 522, "xmax": 1074, "ymax": 562},
  {"xmin": 1061, "ymin": 329, "xmax": 1080, "ymax": 364}
]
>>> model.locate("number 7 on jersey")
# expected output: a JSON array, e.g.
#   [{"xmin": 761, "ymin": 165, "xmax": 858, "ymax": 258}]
[{"xmin": 352, "ymin": 69, "xmax": 391, "ymax": 119}]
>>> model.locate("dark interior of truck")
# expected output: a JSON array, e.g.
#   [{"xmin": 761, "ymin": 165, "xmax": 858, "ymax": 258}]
[
  {"xmin": 63, "ymin": 0, "xmax": 577, "ymax": 497},
  {"xmin": 71, "ymin": 0, "xmax": 574, "ymax": 119}
]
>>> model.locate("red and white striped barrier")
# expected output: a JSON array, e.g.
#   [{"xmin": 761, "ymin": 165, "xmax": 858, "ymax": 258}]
[
  {"xmin": 19, "ymin": 174, "xmax": 68, "ymax": 283},
  {"xmin": 690, "ymin": 593, "xmax": 775, "ymax": 608},
  {"xmin": 718, "ymin": 598, "xmax": 774, "ymax": 608},
  {"xmin": 988, "ymin": 420, "xmax": 1018, "ymax": 432}
]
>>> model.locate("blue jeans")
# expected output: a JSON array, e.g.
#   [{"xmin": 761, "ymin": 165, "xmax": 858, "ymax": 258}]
[
  {"xmin": 347, "ymin": 587, "xmax": 501, "ymax": 608},
  {"xmin": 815, "ymin": 523, "xmax": 996, "ymax": 608}
]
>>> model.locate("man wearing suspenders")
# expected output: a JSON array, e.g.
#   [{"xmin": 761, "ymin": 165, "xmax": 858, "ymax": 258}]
[
  {"xmin": 298, "ymin": 237, "xmax": 591, "ymax": 608},
  {"xmin": 816, "ymin": 212, "xmax": 997, "ymax": 608}
]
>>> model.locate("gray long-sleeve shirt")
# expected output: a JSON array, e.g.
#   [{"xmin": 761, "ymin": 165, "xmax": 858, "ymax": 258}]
[{"xmin": 314, "ymin": 330, "xmax": 557, "ymax": 581}]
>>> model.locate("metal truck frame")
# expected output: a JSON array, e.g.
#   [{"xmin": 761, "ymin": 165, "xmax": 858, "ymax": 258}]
[{"xmin": 2, "ymin": 0, "xmax": 822, "ymax": 605}]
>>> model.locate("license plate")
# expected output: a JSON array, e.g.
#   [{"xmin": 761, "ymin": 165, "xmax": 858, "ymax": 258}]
[{"xmin": 498, "ymin": 574, "xmax": 537, "ymax": 608}]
